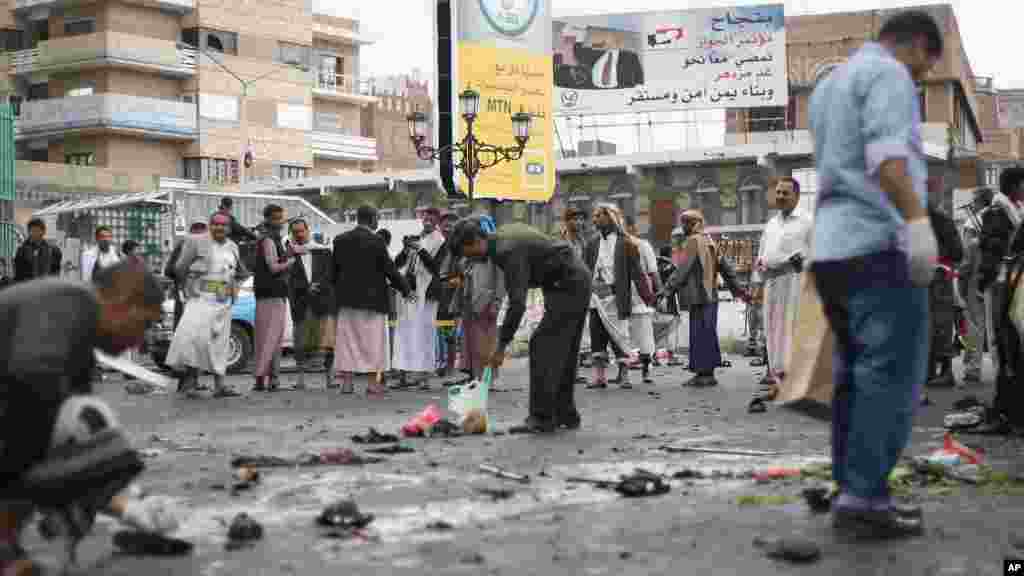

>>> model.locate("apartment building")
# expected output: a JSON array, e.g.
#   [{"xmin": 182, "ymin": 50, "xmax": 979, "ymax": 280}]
[
  {"xmin": 974, "ymin": 78, "xmax": 1024, "ymax": 189},
  {"xmin": 0, "ymin": 1, "xmax": 431, "ymax": 214}
]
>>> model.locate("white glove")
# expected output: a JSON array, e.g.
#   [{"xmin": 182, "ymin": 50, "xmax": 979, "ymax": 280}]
[
  {"xmin": 119, "ymin": 496, "xmax": 180, "ymax": 534},
  {"xmin": 907, "ymin": 217, "xmax": 938, "ymax": 287}
]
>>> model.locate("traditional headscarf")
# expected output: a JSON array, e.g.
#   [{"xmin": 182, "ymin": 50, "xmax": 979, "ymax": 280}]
[
  {"xmin": 593, "ymin": 202, "xmax": 625, "ymax": 235},
  {"xmin": 680, "ymin": 209, "xmax": 717, "ymax": 297}
]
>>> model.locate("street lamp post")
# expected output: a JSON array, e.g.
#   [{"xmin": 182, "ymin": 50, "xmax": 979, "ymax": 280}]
[
  {"xmin": 406, "ymin": 87, "xmax": 532, "ymax": 204},
  {"xmin": 199, "ymin": 49, "xmax": 306, "ymax": 186}
]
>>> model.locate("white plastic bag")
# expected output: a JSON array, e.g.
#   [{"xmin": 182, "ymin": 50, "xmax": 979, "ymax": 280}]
[{"xmin": 448, "ymin": 367, "xmax": 491, "ymax": 433}]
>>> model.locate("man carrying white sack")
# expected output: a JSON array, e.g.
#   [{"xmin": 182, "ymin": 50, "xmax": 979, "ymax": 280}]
[
  {"xmin": 166, "ymin": 212, "xmax": 252, "ymax": 398},
  {"xmin": 749, "ymin": 177, "xmax": 812, "ymax": 414}
]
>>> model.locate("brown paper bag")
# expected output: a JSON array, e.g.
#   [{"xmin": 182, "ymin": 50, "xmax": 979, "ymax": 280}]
[{"xmin": 777, "ymin": 270, "xmax": 834, "ymax": 420}]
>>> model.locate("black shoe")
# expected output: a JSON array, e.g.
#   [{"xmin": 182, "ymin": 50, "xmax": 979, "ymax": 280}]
[
  {"xmin": 832, "ymin": 507, "xmax": 923, "ymax": 539},
  {"xmin": 508, "ymin": 419, "xmax": 557, "ymax": 435},
  {"xmin": 642, "ymin": 369, "xmax": 653, "ymax": 384},
  {"xmin": 559, "ymin": 413, "xmax": 582, "ymax": 430},
  {"xmin": 586, "ymin": 380, "xmax": 608, "ymax": 390}
]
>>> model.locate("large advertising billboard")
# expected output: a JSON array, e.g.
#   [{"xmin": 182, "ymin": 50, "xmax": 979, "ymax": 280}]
[
  {"xmin": 553, "ymin": 5, "xmax": 787, "ymax": 116},
  {"xmin": 451, "ymin": 0, "xmax": 555, "ymax": 202}
]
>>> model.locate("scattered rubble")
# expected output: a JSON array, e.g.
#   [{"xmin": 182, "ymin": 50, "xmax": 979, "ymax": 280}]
[
  {"xmin": 317, "ymin": 500, "xmax": 375, "ymax": 530},
  {"xmin": 112, "ymin": 531, "xmax": 193, "ymax": 556},
  {"xmin": 364, "ymin": 445, "xmax": 416, "ymax": 455},
  {"xmin": 479, "ymin": 464, "xmax": 530, "ymax": 484},
  {"xmin": 476, "ymin": 487, "xmax": 516, "ymax": 501},
  {"xmin": 736, "ymin": 495, "xmax": 795, "ymax": 507},
  {"xmin": 230, "ymin": 449, "xmax": 384, "ymax": 469}
]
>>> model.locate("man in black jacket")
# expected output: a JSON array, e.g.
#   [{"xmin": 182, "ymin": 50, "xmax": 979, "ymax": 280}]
[
  {"xmin": 285, "ymin": 219, "xmax": 332, "ymax": 390},
  {"xmin": 925, "ymin": 203, "xmax": 964, "ymax": 388},
  {"xmin": 331, "ymin": 205, "xmax": 412, "ymax": 395},
  {"xmin": 13, "ymin": 218, "xmax": 62, "ymax": 283},
  {"xmin": 976, "ymin": 166, "xmax": 1024, "ymax": 431},
  {"xmin": 449, "ymin": 216, "xmax": 592, "ymax": 434}
]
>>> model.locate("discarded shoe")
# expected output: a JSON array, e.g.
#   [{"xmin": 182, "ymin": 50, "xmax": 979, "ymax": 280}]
[
  {"xmin": 615, "ymin": 470, "xmax": 671, "ymax": 498},
  {"xmin": 351, "ymin": 428, "xmax": 400, "ymax": 444},
  {"xmin": 831, "ymin": 507, "xmax": 923, "ymax": 540},
  {"xmin": 226, "ymin": 513, "xmax": 263, "ymax": 549},
  {"xmin": 364, "ymin": 445, "xmax": 415, "ymax": 455},
  {"xmin": 317, "ymin": 500, "xmax": 374, "ymax": 529},
  {"xmin": 801, "ymin": 486, "xmax": 834, "ymax": 514}
]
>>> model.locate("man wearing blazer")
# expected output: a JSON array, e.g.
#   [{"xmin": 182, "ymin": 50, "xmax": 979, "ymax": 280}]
[
  {"xmin": 331, "ymin": 205, "xmax": 413, "ymax": 396},
  {"xmin": 286, "ymin": 219, "xmax": 333, "ymax": 390},
  {"xmin": 554, "ymin": 25, "xmax": 644, "ymax": 91}
]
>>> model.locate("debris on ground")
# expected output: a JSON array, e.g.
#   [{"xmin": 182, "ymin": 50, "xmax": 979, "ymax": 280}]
[
  {"xmin": 462, "ymin": 408, "xmax": 489, "ymax": 435},
  {"xmin": 753, "ymin": 468, "xmax": 802, "ymax": 482},
  {"xmin": 125, "ymin": 380, "xmax": 163, "ymax": 395},
  {"xmin": 351, "ymin": 428, "xmax": 400, "ymax": 444},
  {"xmin": 753, "ymin": 535, "xmax": 821, "ymax": 564},
  {"xmin": 402, "ymin": 404, "xmax": 442, "ymax": 437},
  {"xmin": 317, "ymin": 500, "xmax": 375, "ymax": 530},
  {"xmin": 364, "ymin": 445, "xmax": 416, "ymax": 455},
  {"xmin": 112, "ymin": 531, "xmax": 194, "ymax": 556},
  {"xmin": 476, "ymin": 487, "xmax": 516, "ymax": 501},
  {"xmin": 232, "ymin": 467, "xmax": 261, "ymax": 492},
  {"xmin": 230, "ymin": 449, "xmax": 384, "ymax": 469},
  {"xmin": 459, "ymin": 552, "xmax": 486, "ymax": 565},
  {"xmin": 736, "ymin": 494, "xmax": 796, "ymax": 507},
  {"xmin": 426, "ymin": 520, "xmax": 454, "ymax": 531},
  {"xmin": 801, "ymin": 486, "xmax": 835, "ymax": 514},
  {"xmin": 226, "ymin": 513, "xmax": 263, "ymax": 549},
  {"xmin": 139, "ymin": 448, "xmax": 164, "ymax": 459},
  {"xmin": 660, "ymin": 445, "xmax": 780, "ymax": 457},
  {"xmin": 430, "ymin": 419, "xmax": 462, "ymax": 437},
  {"xmin": 479, "ymin": 464, "xmax": 530, "ymax": 484},
  {"xmin": 568, "ymin": 469, "xmax": 672, "ymax": 498},
  {"xmin": 672, "ymin": 468, "xmax": 706, "ymax": 480}
]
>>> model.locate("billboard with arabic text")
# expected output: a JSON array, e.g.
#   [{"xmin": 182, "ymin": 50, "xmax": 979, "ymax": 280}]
[{"xmin": 553, "ymin": 5, "xmax": 787, "ymax": 115}]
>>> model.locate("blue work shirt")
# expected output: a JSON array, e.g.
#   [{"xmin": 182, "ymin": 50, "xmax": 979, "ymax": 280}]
[{"xmin": 808, "ymin": 42, "xmax": 928, "ymax": 262}]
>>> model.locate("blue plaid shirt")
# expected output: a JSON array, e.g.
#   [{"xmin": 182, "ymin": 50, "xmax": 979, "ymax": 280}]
[{"xmin": 808, "ymin": 42, "xmax": 928, "ymax": 262}]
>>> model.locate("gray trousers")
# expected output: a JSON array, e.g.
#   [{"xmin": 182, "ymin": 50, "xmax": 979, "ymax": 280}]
[{"xmin": 963, "ymin": 287, "xmax": 986, "ymax": 380}]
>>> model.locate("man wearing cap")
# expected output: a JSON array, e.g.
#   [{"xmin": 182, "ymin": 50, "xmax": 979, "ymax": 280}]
[
  {"xmin": 449, "ymin": 216, "xmax": 592, "ymax": 434},
  {"xmin": 165, "ymin": 212, "xmax": 251, "ymax": 397}
]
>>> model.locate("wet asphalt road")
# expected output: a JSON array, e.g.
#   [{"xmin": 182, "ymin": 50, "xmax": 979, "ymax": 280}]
[{"xmin": 24, "ymin": 355, "xmax": 1024, "ymax": 575}]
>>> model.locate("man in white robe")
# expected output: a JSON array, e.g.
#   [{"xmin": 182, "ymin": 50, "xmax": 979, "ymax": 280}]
[
  {"xmin": 750, "ymin": 177, "xmax": 812, "ymax": 412},
  {"xmin": 80, "ymin": 226, "xmax": 121, "ymax": 283},
  {"xmin": 166, "ymin": 214, "xmax": 250, "ymax": 397},
  {"xmin": 393, "ymin": 215, "xmax": 445, "ymax": 388},
  {"xmin": 625, "ymin": 216, "xmax": 659, "ymax": 384}
]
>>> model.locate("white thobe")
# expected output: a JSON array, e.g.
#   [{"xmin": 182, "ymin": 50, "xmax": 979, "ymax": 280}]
[
  {"xmin": 81, "ymin": 246, "xmax": 121, "ymax": 282},
  {"xmin": 628, "ymin": 238, "xmax": 658, "ymax": 355},
  {"xmin": 754, "ymin": 211, "xmax": 812, "ymax": 376},
  {"xmin": 393, "ymin": 230, "xmax": 444, "ymax": 372},
  {"xmin": 166, "ymin": 239, "xmax": 242, "ymax": 376}
]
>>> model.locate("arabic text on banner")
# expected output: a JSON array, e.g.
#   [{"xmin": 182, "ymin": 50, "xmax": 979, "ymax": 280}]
[{"xmin": 553, "ymin": 4, "xmax": 788, "ymax": 116}]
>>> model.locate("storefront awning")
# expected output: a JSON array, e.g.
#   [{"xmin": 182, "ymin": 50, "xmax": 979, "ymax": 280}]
[{"xmin": 32, "ymin": 190, "xmax": 171, "ymax": 217}]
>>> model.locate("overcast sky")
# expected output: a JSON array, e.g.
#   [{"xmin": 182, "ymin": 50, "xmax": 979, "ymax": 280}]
[{"xmin": 353, "ymin": 0, "xmax": 1022, "ymax": 89}]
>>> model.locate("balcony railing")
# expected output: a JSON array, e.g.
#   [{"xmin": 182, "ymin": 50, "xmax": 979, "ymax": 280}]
[
  {"xmin": 15, "ymin": 0, "xmax": 193, "ymax": 12},
  {"xmin": 9, "ymin": 32, "xmax": 197, "ymax": 77},
  {"xmin": 315, "ymin": 72, "xmax": 377, "ymax": 99},
  {"xmin": 16, "ymin": 94, "xmax": 198, "ymax": 139},
  {"xmin": 311, "ymin": 131, "xmax": 377, "ymax": 161}
]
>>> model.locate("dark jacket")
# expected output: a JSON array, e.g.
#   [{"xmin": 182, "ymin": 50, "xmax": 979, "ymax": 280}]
[
  {"xmin": 165, "ymin": 238, "xmax": 186, "ymax": 280},
  {"xmin": 664, "ymin": 238, "xmax": 743, "ymax": 308},
  {"xmin": 930, "ymin": 206, "xmax": 964, "ymax": 265},
  {"xmin": 253, "ymin": 234, "xmax": 291, "ymax": 300},
  {"xmin": 584, "ymin": 232, "xmax": 644, "ymax": 319},
  {"xmin": 978, "ymin": 200, "xmax": 1019, "ymax": 293},
  {"xmin": 221, "ymin": 210, "xmax": 259, "ymax": 245},
  {"xmin": 286, "ymin": 242, "xmax": 334, "ymax": 320},
  {"xmin": 332, "ymin": 226, "xmax": 411, "ymax": 315},
  {"xmin": 489, "ymin": 223, "xmax": 587, "ymax": 353},
  {"xmin": 13, "ymin": 240, "xmax": 62, "ymax": 283}
]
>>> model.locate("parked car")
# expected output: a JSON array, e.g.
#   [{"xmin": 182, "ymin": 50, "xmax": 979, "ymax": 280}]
[{"xmin": 148, "ymin": 277, "xmax": 294, "ymax": 373}]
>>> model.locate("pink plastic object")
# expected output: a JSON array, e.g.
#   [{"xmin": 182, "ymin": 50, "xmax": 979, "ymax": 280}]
[{"xmin": 402, "ymin": 403, "xmax": 442, "ymax": 437}]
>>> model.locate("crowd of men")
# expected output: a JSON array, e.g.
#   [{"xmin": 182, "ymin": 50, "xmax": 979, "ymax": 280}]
[{"xmin": 3, "ymin": 12, "xmax": 1024, "ymax": 572}]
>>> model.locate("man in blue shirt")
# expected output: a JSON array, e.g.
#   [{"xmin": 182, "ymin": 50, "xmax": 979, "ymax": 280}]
[{"xmin": 808, "ymin": 10, "xmax": 941, "ymax": 539}]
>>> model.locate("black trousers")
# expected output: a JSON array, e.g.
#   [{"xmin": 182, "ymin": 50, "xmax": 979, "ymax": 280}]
[
  {"xmin": 529, "ymin": 259, "xmax": 592, "ymax": 425},
  {"xmin": 996, "ymin": 279, "xmax": 1024, "ymax": 425},
  {"xmin": 588, "ymin": 309, "xmax": 628, "ymax": 363}
]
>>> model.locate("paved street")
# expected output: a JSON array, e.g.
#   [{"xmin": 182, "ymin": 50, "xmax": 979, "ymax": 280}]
[{"xmin": 27, "ymin": 356, "xmax": 1024, "ymax": 575}]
